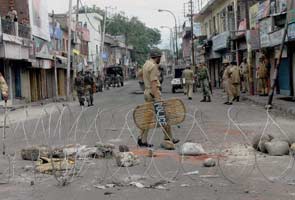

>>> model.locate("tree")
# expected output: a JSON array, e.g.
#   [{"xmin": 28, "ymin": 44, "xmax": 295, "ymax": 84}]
[
  {"xmin": 78, "ymin": 5, "xmax": 161, "ymax": 65},
  {"xmin": 106, "ymin": 14, "xmax": 161, "ymax": 65}
]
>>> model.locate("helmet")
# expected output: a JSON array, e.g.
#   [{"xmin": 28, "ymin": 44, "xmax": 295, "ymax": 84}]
[{"xmin": 150, "ymin": 48, "xmax": 162, "ymax": 58}]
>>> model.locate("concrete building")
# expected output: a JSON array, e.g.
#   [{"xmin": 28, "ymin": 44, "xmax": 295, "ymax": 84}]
[
  {"xmin": 195, "ymin": 0, "xmax": 260, "ymax": 89},
  {"xmin": 77, "ymin": 13, "xmax": 103, "ymax": 73},
  {"xmin": 0, "ymin": 0, "xmax": 31, "ymax": 105}
]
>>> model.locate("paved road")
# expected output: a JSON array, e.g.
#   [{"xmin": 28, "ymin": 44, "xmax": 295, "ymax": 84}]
[{"xmin": 1, "ymin": 79, "xmax": 295, "ymax": 200}]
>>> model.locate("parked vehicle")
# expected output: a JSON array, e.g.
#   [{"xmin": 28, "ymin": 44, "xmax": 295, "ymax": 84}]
[
  {"xmin": 105, "ymin": 66, "xmax": 124, "ymax": 87},
  {"xmin": 171, "ymin": 66, "xmax": 197, "ymax": 93},
  {"xmin": 171, "ymin": 67, "xmax": 185, "ymax": 93}
]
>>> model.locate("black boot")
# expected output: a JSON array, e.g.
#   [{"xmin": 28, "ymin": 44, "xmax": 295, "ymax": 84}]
[
  {"xmin": 137, "ymin": 138, "xmax": 153, "ymax": 148},
  {"xmin": 207, "ymin": 96, "xmax": 211, "ymax": 102},
  {"xmin": 236, "ymin": 96, "xmax": 240, "ymax": 102},
  {"xmin": 200, "ymin": 97, "xmax": 207, "ymax": 102}
]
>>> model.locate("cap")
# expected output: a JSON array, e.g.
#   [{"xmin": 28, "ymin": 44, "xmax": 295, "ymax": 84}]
[
  {"xmin": 223, "ymin": 59, "xmax": 230, "ymax": 64},
  {"xmin": 150, "ymin": 48, "xmax": 162, "ymax": 58}
]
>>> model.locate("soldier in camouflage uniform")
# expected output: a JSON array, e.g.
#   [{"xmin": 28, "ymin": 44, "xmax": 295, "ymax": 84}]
[
  {"xmin": 198, "ymin": 63, "xmax": 211, "ymax": 102},
  {"xmin": 84, "ymin": 70, "xmax": 95, "ymax": 106},
  {"xmin": 0, "ymin": 72, "xmax": 8, "ymax": 102},
  {"xmin": 74, "ymin": 71, "xmax": 85, "ymax": 106}
]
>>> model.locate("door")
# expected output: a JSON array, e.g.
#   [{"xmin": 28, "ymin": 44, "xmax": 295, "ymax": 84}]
[
  {"xmin": 292, "ymin": 52, "xmax": 295, "ymax": 96},
  {"xmin": 279, "ymin": 58, "xmax": 291, "ymax": 96},
  {"xmin": 14, "ymin": 67, "xmax": 21, "ymax": 98}
]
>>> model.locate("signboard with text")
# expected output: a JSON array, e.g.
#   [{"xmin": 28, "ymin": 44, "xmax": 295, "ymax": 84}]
[
  {"xmin": 259, "ymin": 17, "xmax": 273, "ymax": 48},
  {"xmin": 212, "ymin": 31, "xmax": 230, "ymax": 51},
  {"xmin": 249, "ymin": 3, "xmax": 259, "ymax": 29},
  {"xmin": 29, "ymin": 0, "xmax": 50, "ymax": 41}
]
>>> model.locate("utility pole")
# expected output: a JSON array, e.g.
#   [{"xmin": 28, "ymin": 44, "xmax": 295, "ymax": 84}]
[
  {"xmin": 52, "ymin": 10, "xmax": 58, "ymax": 99},
  {"xmin": 244, "ymin": 0, "xmax": 254, "ymax": 96},
  {"xmin": 100, "ymin": 7, "xmax": 107, "ymax": 74},
  {"xmin": 66, "ymin": 0, "xmax": 73, "ymax": 100},
  {"xmin": 188, "ymin": 0, "xmax": 196, "ymax": 68},
  {"xmin": 75, "ymin": 0, "xmax": 79, "ymax": 78}
]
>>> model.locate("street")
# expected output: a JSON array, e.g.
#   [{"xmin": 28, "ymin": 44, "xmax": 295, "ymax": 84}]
[{"xmin": 0, "ymin": 79, "xmax": 295, "ymax": 200}]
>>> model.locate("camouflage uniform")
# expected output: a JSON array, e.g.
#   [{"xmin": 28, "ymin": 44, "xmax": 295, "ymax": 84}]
[
  {"xmin": 74, "ymin": 73, "xmax": 85, "ymax": 106},
  {"xmin": 198, "ymin": 65, "xmax": 211, "ymax": 102},
  {"xmin": 84, "ymin": 71, "xmax": 95, "ymax": 106},
  {"xmin": 182, "ymin": 68, "xmax": 194, "ymax": 99}
]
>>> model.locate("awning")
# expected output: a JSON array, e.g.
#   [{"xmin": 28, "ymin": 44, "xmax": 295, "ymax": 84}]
[{"xmin": 55, "ymin": 55, "xmax": 68, "ymax": 69}]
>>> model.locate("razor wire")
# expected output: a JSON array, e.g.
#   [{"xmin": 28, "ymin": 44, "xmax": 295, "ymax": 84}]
[{"xmin": 0, "ymin": 102, "xmax": 294, "ymax": 188}]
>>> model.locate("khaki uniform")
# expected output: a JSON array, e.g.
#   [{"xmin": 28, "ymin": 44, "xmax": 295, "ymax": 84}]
[
  {"xmin": 141, "ymin": 59, "xmax": 172, "ymax": 143},
  {"xmin": 240, "ymin": 62, "xmax": 249, "ymax": 93},
  {"xmin": 229, "ymin": 65, "xmax": 241, "ymax": 101},
  {"xmin": 0, "ymin": 73, "xmax": 8, "ymax": 100},
  {"xmin": 257, "ymin": 62, "xmax": 268, "ymax": 95},
  {"xmin": 182, "ymin": 68, "xmax": 194, "ymax": 98},
  {"xmin": 223, "ymin": 65, "xmax": 233, "ymax": 103}
]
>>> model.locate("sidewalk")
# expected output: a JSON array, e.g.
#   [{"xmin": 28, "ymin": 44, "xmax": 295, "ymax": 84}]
[{"xmin": 213, "ymin": 89, "xmax": 295, "ymax": 116}]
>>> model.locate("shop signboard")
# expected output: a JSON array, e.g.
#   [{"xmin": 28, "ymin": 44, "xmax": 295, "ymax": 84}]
[
  {"xmin": 269, "ymin": 29, "xmax": 288, "ymax": 47},
  {"xmin": 257, "ymin": 0, "xmax": 270, "ymax": 20},
  {"xmin": 259, "ymin": 17, "xmax": 273, "ymax": 48},
  {"xmin": 246, "ymin": 30, "xmax": 260, "ymax": 50},
  {"xmin": 249, "ymin": 3, "xmax": 259, "ymax": 29},
  {"xmin": 212, "ymin": 31, "xmax": 230, "ymax": 51},
  {"xmin": 288, "ymin": 23, "xmax": 295, "ymax": 41},
  {"xmin": 29, "ymin": 0, "xmax": 50, "ymax": 41}
]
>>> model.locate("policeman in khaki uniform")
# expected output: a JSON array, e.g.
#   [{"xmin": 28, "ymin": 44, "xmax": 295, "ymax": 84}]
[
  {"xmin": 0, "ymin": 72, "xmax": 8, "ymax": 101},
  {"xmin": 222, "ymin": 59, "xmax": 233, "ymax": 105},
  {"xmin": 182, "ymin": 64, "xmax": 194, "ymax": 100},
  {"xmin": 137, "ymin": 48, "xmax": 179, "ymax": 148},
  {"xmin": 198, "ymin": 63, "xmax": 211, "ymax": 102},
  {"xmin": 257, "ymin": 55, "xmax": 268, "ymax": 96},
  {"xmin": 240, "ymin": 58, "xmax": 249, "ymax": 93},
  {"xmin": 229, "ymin": 62, "xmax": 241, "ymax": 102}
]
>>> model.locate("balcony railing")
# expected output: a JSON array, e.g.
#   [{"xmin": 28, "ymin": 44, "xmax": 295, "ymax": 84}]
[
  {"xmin": 1, "ymin": 18, "xmax": 16, "ymax": 35},
  {"xmin": 1, "ymin": 18, "xmax": 31, "ymax": 39},
  {"xmin": 18, "ymin": 23, "xmax": 31, "ymax": 39}
]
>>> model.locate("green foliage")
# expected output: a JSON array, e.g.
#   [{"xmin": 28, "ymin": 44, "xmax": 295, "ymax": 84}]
[
  {"xmin": 106, "ymin": 14, "xmax": 161, "ymax": 65},
  {"xmin": 78, "ymin": 5, "xmax": 161, "ymax": 65},
  {"xmin": 78, "ymin": 5, "xmax": 105, "ymax": 16}
]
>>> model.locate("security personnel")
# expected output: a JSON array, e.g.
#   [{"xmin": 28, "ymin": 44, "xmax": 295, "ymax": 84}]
[
  {"xmin": 182, "ymin": 64, "xmax": 194, "ymax": 100},
  {"xmin": 229, "ymin": 61, "xmax": 241, "ymax": 102},
  {"xmin": 0, "ymin": 72, "xmax": 8, "ymax": 102},
  {"xmin": 74, "ymin": 71, "xmax": 85, "ymax": 106},
  {"xmin": 240, "ymin": 58, "xmax": 249, "ymax": 93},
  {"xmin": 257, "ymin": 55, "xmax": 268, "ymax": 96},
  {"xmin": 198, "ymin": 63, "xmax": 211, "ymax": 102},
  {"xmin": 222, "ymin": 59, "xmax": 233, "ymax": 105},
  {"xmin": 137, "ymin": 48, "xmax": 179, "ymax": 148},
  {"xmin": 84, "ymin": 70, "xmax": 95, "ymax": 106}
]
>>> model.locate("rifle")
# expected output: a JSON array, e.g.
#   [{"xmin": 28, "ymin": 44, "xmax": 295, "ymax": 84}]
[{"xmin": 206, "ymin": 69, "xmax": 213, "ymax": 94}]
